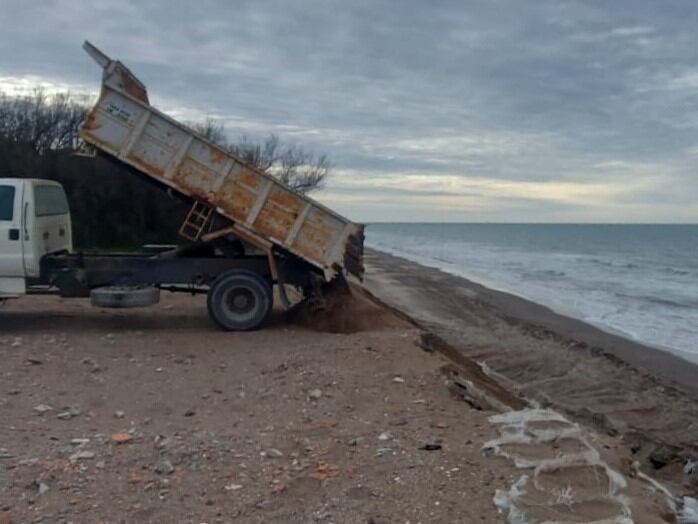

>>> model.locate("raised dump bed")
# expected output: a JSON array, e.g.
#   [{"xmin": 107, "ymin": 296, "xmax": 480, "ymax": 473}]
[{"xmin": 78, "ymin": 41, "xmax": 363, "ymax": 282}]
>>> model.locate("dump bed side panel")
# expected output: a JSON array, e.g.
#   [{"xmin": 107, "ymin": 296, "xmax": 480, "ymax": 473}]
[{"xmin": 80, "ymin": 85, "xmax": 363, "ymax": 280}]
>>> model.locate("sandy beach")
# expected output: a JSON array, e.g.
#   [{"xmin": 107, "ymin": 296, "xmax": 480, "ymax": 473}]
[
  {"xmin": 363, "ymin": 250, "xmax": 698, "ymax": 492},
  {"xmin": 0, "ymin": 253, "xmax": 695, "ymax": 523}
]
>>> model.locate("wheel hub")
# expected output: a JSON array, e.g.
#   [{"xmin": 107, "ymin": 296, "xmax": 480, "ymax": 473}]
[{"xmin": 226, "ymin": 287, "xmax": 256, "ymax": 315}]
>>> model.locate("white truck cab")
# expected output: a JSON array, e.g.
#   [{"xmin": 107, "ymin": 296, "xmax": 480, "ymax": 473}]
[{"xmin": 0, "ymin": 178, "xmax": 72, "ymax": 297}]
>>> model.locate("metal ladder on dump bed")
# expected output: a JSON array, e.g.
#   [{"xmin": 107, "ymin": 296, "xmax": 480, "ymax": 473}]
[{"xmin": 179, "ymin": 201, "xmax": 214, "ymax": 241}]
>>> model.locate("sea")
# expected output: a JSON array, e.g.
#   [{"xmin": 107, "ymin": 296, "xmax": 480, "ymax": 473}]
[{"xmin": 366, "ymin": 223, "xmax": 698, "ymax": 364}]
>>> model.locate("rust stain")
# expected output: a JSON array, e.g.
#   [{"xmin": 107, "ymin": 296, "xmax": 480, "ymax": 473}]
[
  {"xmin": 209, "ymin": 148, "xmax": 226, "ymax": 166},
  {"xmin": 80, "ymin": 109, "xmax": 102, "ymax": 131},
  {"xmin": 252, "ymin": 198, "xmax": 297, "ymax": 240},
  {"xmin": 174, "ymin": 160, "xmax": 218, "ymax": 191},
  {"xmin": 214, "ymin": 184, "xmax": 255, "ymax": 222},
  {"xmin": 294, "ymin": 223, "xmax": 334, "ymax": 261},
  {"xmin": 121, "ymin": 72, "xmax": 149, "ymax": 104},
  {"xmin": 128, "ymin": 154, "xmax": 164, "ymax": 177},
  {"xmin": 269, "ymin": 190, "xmax": 302, "ymax": 214},
  {"xmin": 344, "ymin": 226, "xmax": 365, "ymax": 279},
  {"xmin": 238, "ymin": 168, "xmax": 262, "ymax": 190},
  {"xmin": 182, "ymin": 185, "xmax": 211, "ymax": 203}
]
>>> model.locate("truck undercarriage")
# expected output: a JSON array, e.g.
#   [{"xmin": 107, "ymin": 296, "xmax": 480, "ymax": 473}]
[{"xmin": 32, "ymin": 243, "xmax": 322, "ymax": 330}]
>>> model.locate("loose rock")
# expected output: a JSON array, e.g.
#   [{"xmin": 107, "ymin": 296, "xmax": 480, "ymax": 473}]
[
  {"xmin": 308, "ymin": 389, "xmax": 323, "ymax": 400},
  {"xmin": 111, "ymin": 433, "xmax": 133, "ymax": 444},
  {"xmin": 33, "ymin": 404, "xmax": 53, "ymax": 414},
  {"xmin": 154, "ymin": 459, "xmax": 175, "ymax": 475},
  {"xmin": 70, "ymin": 450, "xmax": 96, "ymax": 461},
  {"xmin": 264, "ymin": 448, "xmax": 284, "ymax": 458}
]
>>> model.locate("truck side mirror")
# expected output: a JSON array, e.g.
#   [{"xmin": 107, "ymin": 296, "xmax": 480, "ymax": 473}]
[{"xmin": 9, "ymin": 228, "xmax": 19, "ymax": 241}]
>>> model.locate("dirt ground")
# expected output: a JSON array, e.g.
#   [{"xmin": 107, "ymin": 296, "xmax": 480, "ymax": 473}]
[
  {"xmin": 0, "ymin": 286, "xmax": 687, "ymax": 524},
  {"xmin": 0, "ymin": 292, "xmax": 518, "ymax": 524}
]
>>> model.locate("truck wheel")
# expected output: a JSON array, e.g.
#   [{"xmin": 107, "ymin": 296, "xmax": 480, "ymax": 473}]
[{"xmin": 207, "ymin": 270, "xmax": 272, "ymax": 331}]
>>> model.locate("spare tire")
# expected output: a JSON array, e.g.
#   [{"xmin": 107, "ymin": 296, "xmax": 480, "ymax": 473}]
[{"xmin": 90, "ymin": 286, "xmax": 160, "ymax": 308}]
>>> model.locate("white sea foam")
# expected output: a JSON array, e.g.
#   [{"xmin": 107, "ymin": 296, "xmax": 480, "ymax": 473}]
[{"xmin": 486, "ymin": 408, "xmax": 634, "ymax": 523}]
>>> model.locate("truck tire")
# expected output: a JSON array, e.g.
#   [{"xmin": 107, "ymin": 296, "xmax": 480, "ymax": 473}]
[
  {"xmin": 207, "ymin": 270, "xmax": 272, "ymax": 331},
  {"xmin": 90, "ymin": 286, "xmax": 160, "ymax": 308}
]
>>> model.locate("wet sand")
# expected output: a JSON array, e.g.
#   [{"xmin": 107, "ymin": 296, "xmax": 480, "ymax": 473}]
[{"xmin": 363, "ymin": 248, "xmax": 698, "ymax": 494}]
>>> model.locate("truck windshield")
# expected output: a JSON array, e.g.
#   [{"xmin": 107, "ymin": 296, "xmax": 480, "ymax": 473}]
[
  {"xmin": 0, "ymin": 185, "xmax": 15, "ymax": 221},
  {"xmin": 35, "ymin": 185, "xmax": 69, "ymax": 217}
]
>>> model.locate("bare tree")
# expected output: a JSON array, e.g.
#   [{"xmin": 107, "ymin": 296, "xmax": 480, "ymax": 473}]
[
  {"xmin": 190, "ymin": 119, "xmax": 329, "ymax": 194},
  {"xmin": 0, "ymin": 89, "xmax": 87, "ymax": 153}
]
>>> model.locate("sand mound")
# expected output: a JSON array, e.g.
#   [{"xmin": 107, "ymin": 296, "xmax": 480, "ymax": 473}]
[{"xmin": 288, "ymin": 280, "xmax": 411, "ymax": 334}]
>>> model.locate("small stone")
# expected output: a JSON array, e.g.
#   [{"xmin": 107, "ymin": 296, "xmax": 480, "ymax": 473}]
[
  {"xmin": 154, "ymin": 459, "xmax": 175, "ymax": 475},
  {"xmin": 183, "ymin": 409, "xmax": 196, "ymax": 417},
  {"xmin": 392, "ymin": 376, "xmax": 405, "ymax": 383},
  {"xmin": 264, "ymin": 448, "xmax": 283, "ymax": 458},
  {"xmin": 37, "ymin": 482, "xmax": 49, "ymax": 496},
  {"xmin": 10, "ymin": 338, "xmax": 22, "ymax": 348},
  {"xmin": 111, "ymin": 433, "xmax": 133, "ymax": 444},
  {"xmin": 33, "ymin": 404, "xmax": 53, "ymax": 414},
  {"xmin": 26, "ymin": 358, "xmax": 43, "ymax": 365},
  {"xmin": 224, "ymin": 483, "xmax": 243, "ymax": 491},
  {"xmin": 378, "ymin": 432, "xmax": 393, "ymax": 441},
  {"xmin": 308, "ymin": 389, "xmax": 323, "ymax": 400},
  {"xmin": 56, "ymin": 407, "xmax": 81, "ymax": 420},
  {"xmin": 70, "ymin": 450, "xmax": 95, "ymax": 461},
  {"xmin": 70, "ymin": 438, "xmax": 90, "ymax": 445},
  {"xmin": 419, "ymin": 442, "xmax": 443, "ymax": 451},
  {"xmin": 114, "ymin": 411, "xmax": 125, "ymax": 419},
  {"xmin": 95, "ymin": 460, "xmax": 105, "ymax": 469}
]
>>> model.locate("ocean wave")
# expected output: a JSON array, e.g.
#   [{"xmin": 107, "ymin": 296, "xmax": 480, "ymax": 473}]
[
  {"xmin": 367, "ymin": 224, "xmax": 698, "ymax": 361},
  {"xmin": 585, "ymin": 257, "xmax": 641, "ymax": 270},
  {"xmin": 662, "ymin": 267, "xmax": 690, "ymax": 276},
  {"xmin": 614, "ymin": 292, "xmax": 697, "ymax": 310},
  {"xmin": 521, "ymin": 269, "xmax": 566, "ymax": 280}
]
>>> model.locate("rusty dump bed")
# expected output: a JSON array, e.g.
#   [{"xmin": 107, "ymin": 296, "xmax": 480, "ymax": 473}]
[{"xmin": 78, "ymin": 42, "xmax": 363, "ymax": 281}]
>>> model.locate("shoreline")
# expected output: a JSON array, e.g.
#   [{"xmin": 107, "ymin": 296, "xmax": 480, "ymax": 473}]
[
  {"xmin": 365, "ymin": 238, "xmax": 698, "ymax": 366},
  {"xmin": 363, "ymin": 247, "xmax": 698, "ymax": 493},
  {"xmin": 364, "ymin": 247, "xmax": 698, "ymax": 395}
]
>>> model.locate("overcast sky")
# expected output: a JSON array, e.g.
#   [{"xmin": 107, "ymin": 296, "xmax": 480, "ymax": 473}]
[{"xmin": 2, "ymin": 0, "xmax": 698, "ymax": 222}]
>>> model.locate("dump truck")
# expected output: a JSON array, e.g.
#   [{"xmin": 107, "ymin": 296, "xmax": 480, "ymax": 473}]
[{"xmin": 0, "ymin": 42, "xmax": 364, "ymax": 331}]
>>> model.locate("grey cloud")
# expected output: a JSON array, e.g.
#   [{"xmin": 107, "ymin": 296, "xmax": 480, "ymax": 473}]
[{"xmin": 1, "ymin": 0, "xmax": 697, "ymax": 221}]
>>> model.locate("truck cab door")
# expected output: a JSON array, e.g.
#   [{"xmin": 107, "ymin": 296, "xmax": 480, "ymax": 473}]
[
  {"xmin": 0, "ymin": 182, "xmax": 26, "ymax": 295},
  {"xmin": 29, "ymin": 184, "xmax": 72, "ymax": 276}
]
